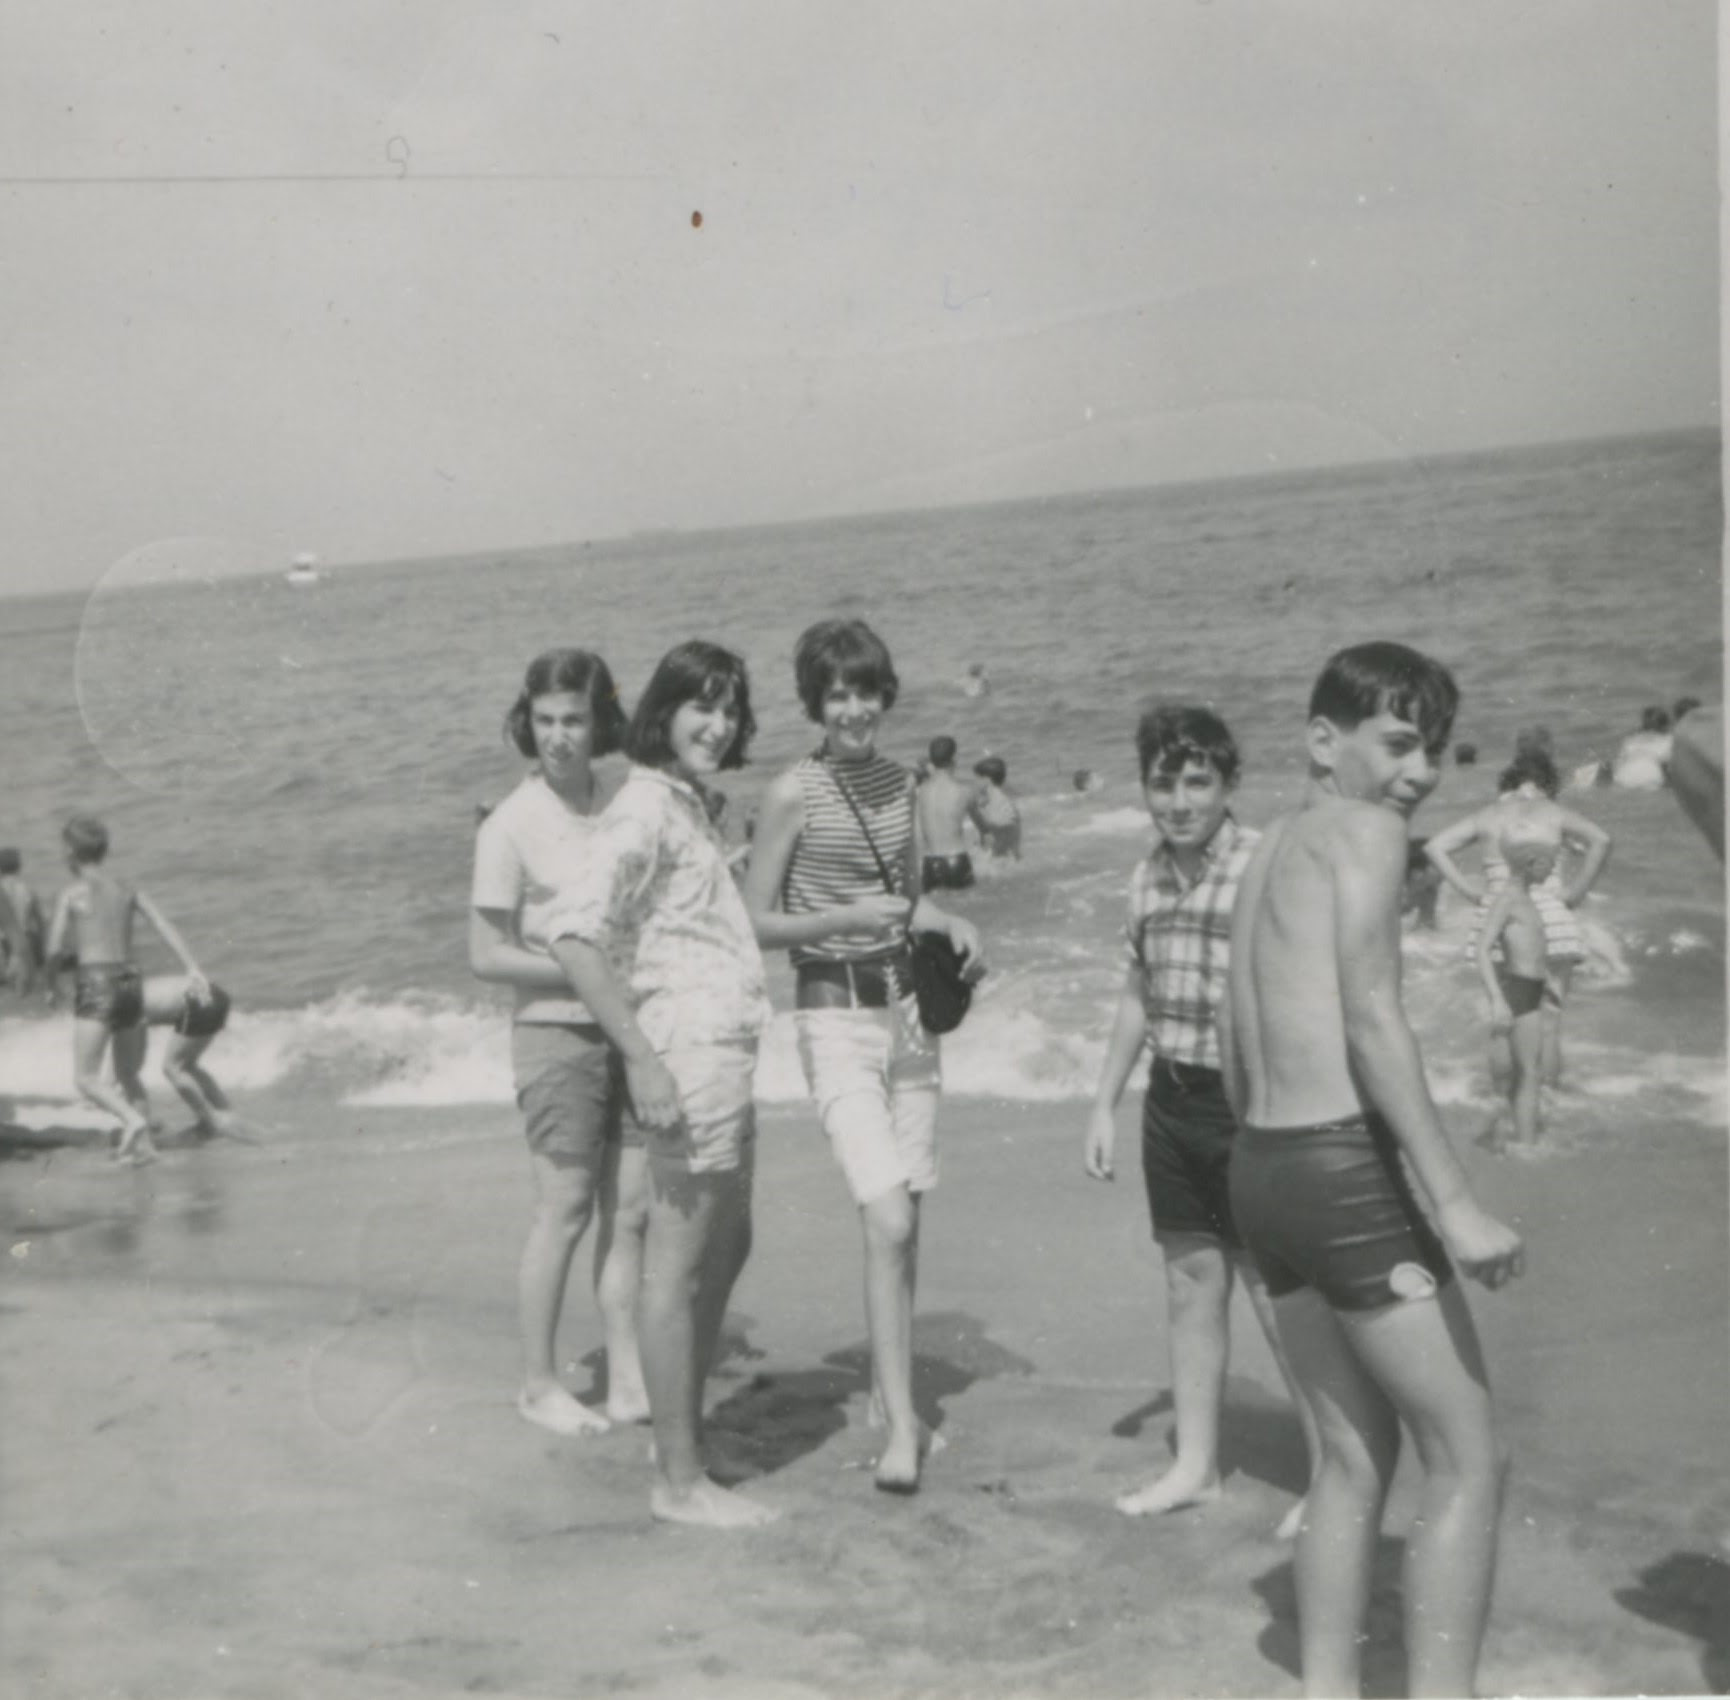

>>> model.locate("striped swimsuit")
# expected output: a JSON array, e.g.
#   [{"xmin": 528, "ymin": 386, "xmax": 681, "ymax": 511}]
[{"xmin": 782, "ymin": 752, "xmax": 914, "ymax": 970}]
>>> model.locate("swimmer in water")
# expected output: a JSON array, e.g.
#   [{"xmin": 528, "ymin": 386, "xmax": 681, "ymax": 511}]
[
  {"xmin": 915, "ymin": 737, "xmax": 977, "ymax": 892},
  {"xmin": 967, "ymin": 756, "xmax": 1022, "ymax": 862},
  {"xmin": 1611, "ymin": 705, "xmax": 1673, "ymax": 791},
  {"xmin": 1474, "ymin": 838, "xmax": 1552, "ymax": 1152},
  {"xmin": 961, "ymin": 662, "xmax": 990, "ymax": 698}
]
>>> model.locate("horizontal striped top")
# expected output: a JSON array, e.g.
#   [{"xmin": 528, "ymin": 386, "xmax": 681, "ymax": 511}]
[{"xmin": 783, "ymin": 751, "xmax": 913, "ymax": 968}]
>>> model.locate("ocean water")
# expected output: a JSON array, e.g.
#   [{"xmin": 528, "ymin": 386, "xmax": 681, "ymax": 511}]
[{"xmin": 1, "ymin": 430, "xmax": 1722, "ymax": 1144}]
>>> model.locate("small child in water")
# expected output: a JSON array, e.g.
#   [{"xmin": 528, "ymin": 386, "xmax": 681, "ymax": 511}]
[
  {"xmin": 1475, "ymin": 836, "xmax": 1552, "ymax": 1152},
  {"xmin": 968, "ymin": 756, "xmax": 1022, "ymax": 861}
]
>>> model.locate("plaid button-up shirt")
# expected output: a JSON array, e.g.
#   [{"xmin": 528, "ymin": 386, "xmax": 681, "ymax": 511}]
[{"xmin": 1123, "ymin": 815, "xmax": 1259, "ymax": 1072}]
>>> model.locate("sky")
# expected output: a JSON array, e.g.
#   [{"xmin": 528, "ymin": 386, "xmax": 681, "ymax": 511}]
[{"xmin": 0, "ymin": 1, "xmax": 1719, "ymax": 597}]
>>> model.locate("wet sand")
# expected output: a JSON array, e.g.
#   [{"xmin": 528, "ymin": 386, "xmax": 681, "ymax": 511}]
[{"xmin": 2, "ymin": 1094, "xmax": 1725, "ymax": 1698}]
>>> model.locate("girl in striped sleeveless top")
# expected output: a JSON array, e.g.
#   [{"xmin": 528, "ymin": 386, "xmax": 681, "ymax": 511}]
[{"xmin": 741, "ymin": 619, "xmax": 985, "ymax": 1496}]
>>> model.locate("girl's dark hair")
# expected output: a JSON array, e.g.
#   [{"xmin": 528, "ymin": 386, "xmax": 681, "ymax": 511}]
[
  {"xmin": 793, "ymin": 619, "xmax": 899, "ymax": 721},
  {"xmin": 1308, "ymin": 641, "xmax": 1459, "ymax": 750},
  {"xmin": 1497, "ymin": 748, "xmax": 1561, "ymax": 798},
  {"xmin": 504, "ymin": 649, "xmax": 627, "ymax": 759},
  {"xmin": 62, "ymin": 814, "xmax": 110, "ymax": 863},
  {"xmin": 1135, "ymin": 704, "xmax": 1240, "ymax": 785},
  {"xmin": 625, "ymin": 640, "xmax": 756, "ymax": 772}
]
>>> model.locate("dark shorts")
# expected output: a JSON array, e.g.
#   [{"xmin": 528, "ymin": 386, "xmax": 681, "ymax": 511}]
[
  {"xmin": 1229, "ymin": 1114, "xmax": 1455, "ymax": 1312},
  {"xmin": 1141, "ymin": 1059, "xmax": 1242, "ymax": 1246},
  {"xmin": 175, "ymin": 982, "xmax": 232, "ymax": 1039},
  {"xmin": 511, "ymin": 1021, "xmax": 637, "ymax": 1169},
  {"xmin": 921, "ymin": 852, "xmax": 975, "ymax": 892},
  {"xmin": 74, "ymin": 964, "xmax": 144, "ymax": 1031},
  {"xmin": 1497, "ymin": 968, "xmax": 1545, "ymax": 1019}
]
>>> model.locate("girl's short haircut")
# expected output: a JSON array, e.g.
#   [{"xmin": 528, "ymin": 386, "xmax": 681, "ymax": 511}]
[
  {"xmin": 504, "ymin": 648, "xmax": 627, "ymax": 759},
  {"xmin": 1640, "ymin": 704, "xmax": 1672, "ymax": 734},
  {"xmin": 793, "ymin": 619, "xmax": 899, "ymax": 721},
  {"xmin": 63, "ymin": 814, "xmax": 110, "ymax": 863},
  {"xmin": 1497, "ymin": 748, "xmax": 1561, "ymax": 798},
  {"xmin": 1308, "ymin": 641, "xmax": 1459, "ymax": 750},
  {"xmin": 973, "ymin": 756, "xmax": 1007, "ymax": 786},
  {"xmin": 1136, "ymin": 704, "xmax": 1240, "ymax": 785},
  {"xmin": 625, "ymin": 640, "xmax": 757, "ymax": 772}
]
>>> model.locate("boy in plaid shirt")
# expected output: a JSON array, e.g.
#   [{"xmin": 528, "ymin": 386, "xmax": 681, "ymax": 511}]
[{"xmin": 1084, "ymin": 705, "xmax": 1318, "ymax": 1527}]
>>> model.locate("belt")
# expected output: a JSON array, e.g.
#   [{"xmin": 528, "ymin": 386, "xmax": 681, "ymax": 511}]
[
  {"xmin": 1154, "ymin": 1056, "xmax": 1223, "ymax": 1091},
  {"xmin": 796, "ymin": 958, "xmax": 898, "ymax": 1010}
]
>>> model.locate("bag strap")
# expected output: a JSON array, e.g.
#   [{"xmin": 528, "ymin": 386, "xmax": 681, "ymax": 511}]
[{"xmin": 820, "ymin": 755, "xmax": 899, "ymax": 898}]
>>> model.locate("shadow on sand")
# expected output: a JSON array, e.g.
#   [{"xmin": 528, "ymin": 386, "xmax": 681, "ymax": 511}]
[
  {"xmin": 1613, "ymin": 1549, "xmax": 1730, "ymax": 1694},
  {"xmin": 1251, "ymin": 1534, "xmax": 1411, "ymax": 1698}
]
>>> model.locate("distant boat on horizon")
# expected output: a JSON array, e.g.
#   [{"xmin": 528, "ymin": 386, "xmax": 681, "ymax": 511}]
[{"xmin": 285, "ymin": 552, "xmax": 323, "ymax": 588}]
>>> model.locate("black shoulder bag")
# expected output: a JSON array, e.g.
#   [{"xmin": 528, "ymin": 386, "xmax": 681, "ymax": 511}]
[{"xmin": 824, "ymin": 760, "xmax": 974, "ymax": 1035}]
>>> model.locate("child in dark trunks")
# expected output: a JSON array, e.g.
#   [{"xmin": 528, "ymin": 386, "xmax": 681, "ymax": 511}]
[
  {"xmin": 44, "ymin": 814, "xmax": 214, "ymax": 1163},
  {"xmin": 1474, "ymin": 837, "xmax": 1551, "ymax": 1154},
  {"xmin": 143, "ymin": 973, "xmax": 247, "ymax": 1142},
  {"xmin": 1082, "ymin": 704, "xmax": 1317, "ymax": 1531},
  {"xmin": 1224, "ymin": 642, "xmax": 1524, "ymax": 1698}
]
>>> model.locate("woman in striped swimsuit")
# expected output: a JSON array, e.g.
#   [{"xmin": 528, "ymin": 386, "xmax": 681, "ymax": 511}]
[
  {"xmin": 741, "ymin": 618, "xmax": 984, "ymax": 1495},
  {"xmin": 1426, "ymin": 746, "xmax": 1612, "ymax": 1086}
]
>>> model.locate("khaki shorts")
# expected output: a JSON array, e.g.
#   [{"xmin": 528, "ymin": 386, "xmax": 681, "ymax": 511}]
[
  {"xmin": 511, "ymin": 1022, "xmax": 632, "ymax": 1169},
  {"xmin": 795, "ymin": 997, "xmax": 941, "ymax": 1203},
  {"xmin": 627, "ymin": 1041, "xmax": 759, "ymax": 1176}
]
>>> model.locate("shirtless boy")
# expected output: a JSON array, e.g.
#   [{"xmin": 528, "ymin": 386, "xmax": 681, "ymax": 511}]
[
  {"xmin": 45, "ymin": 815, "xmax": 214, "ymax": 1162},
  {"xmin": 1224, "ymin": 642, "xmax": 1524, "ymax": 1698},
  {"xmin": 0, "ymin": 848, "xmax": 45, "ymax": 993},
  {"xmin": 1473, "ymin": 839, "xmax": 1551, "ymax": 1153},
  {"xmin": 967, "ymin": 757, "xmax": 1022, "ymax": 861},
  {"xmin": 915, "ymin": 737, "xmax": 975, "ymax": 892},
  {"xmin": 143, "ymin": 973, "xmax": 246, "ymax": 1142}
]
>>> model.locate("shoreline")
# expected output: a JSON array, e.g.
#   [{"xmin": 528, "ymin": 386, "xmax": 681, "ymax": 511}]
[{"xmin": 3, "ymin": 1093, "xmax": 1726, "ymax": 1698}]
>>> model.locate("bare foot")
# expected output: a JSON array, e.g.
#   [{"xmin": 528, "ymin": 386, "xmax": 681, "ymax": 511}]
[
  {"xmin": 1115, "ymin": 1468, "xmax": 1222, "ymax": 1517},
  {"xmin": 1275, "ymin": 1495, "xmax": 1307, "ymax": 1541},
  {"xmin": 605, "ymin": 1386, "xmax": 653, "ymax": 1426},
  {"xmin": 864, "ymin": 1395, "xmax": 947, "ymax": 1455},
  {"xmin": 517, "ymin": 1384, "xmax": 610, "ymax": 1437},
  {"xmin": 114, "ymin": 1121, "xmax": 159, "ymax": 1164},
  {"xmin": 651, "ymin": 1475, "xmax": 778, "ymax": 1529}
]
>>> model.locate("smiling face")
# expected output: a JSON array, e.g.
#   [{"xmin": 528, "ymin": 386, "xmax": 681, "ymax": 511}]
[
  {"xmin": 819, "ymin": 678, "xmax": 885, "ymax": 763},
  {"xmin": 1144, "ymin": 757, "xmax": 1234, "ymax": 853},
  {"xmin": 1311, "ymin": 709, "xmax": 1445, "ymax": 816},
  {"xmin": 529, "ymin": 690, "xmax": 596, "ymax": 782},
  {"xmin": 667, "ymin": 686, "xmax": 742, "ymax": 782}
]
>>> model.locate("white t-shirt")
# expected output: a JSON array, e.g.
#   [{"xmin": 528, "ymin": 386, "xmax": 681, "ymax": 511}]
[{"xmin": 471, "ymin": 772, "xmax": 612, "ymax": 1025}]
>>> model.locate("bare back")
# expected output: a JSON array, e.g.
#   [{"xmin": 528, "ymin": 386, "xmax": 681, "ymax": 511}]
[
  {"xmin": 1229, "ymin": 800, "xmax": 1394, "ymax": 1128},
  {"xmin": 61, "ymin": 869, "xmax": 138, "ymax": 965},
  {"xmin": 915, "ymin": 770, "xmax": 972, "ymax": 857}
]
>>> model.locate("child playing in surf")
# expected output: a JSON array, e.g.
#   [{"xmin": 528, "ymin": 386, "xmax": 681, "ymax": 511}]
[
  {"xmin": 1474, "ymin": 838, "xmax": 1551, "ymax": 1153},
  {"xmin": 142, "ymin": 973, "xmax": 249, "ymax": 1143},
  {"xmin": 967, "ymin": 757, "xmax": 1022, "ymax": 862},
  {"xmin": 1224, "ymin": 642, "xmax": 1524, "ymax": 1698},
  {"xmin": 44, "ymin": 815, "xmax": 215, "ymax": 1162},
  {"xmin": 1082, "ymin": 704, "xmax": 1317, "ymax": 1530}
]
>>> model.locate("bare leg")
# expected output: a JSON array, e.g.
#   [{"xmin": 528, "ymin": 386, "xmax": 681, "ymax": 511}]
[
  {"xmin": 1539, "ymin": 966, "xmax": 1571, "ymax": 1088},
  {"xmin": 1508, "ymin": 1013, "xmax": 1543, "ymax": 1149},
  {"xmin": 1237, "ymin": 1256, "xmax": 1322, "ymax": 1539},
  {"xmin": 593, "ymin": 1141, "xmax": 651, "ymax": 1423},
  {"xmin": 1342, "ymin": 1282, "xmax": 1506, "ymax": 1698},
  {"xmin": 72, "ymin": 1018, "xmax": 153, "ymax": 1157},
  {"xmin": 1270, "ymin": 1289, "xmax": 1402, "ymax": 1698},
  {"xmin": 641, "ymin": 1160, "xmax": 775, "ymax": 1528},
  {"xmin": 162, "ymin": 1033, "xmax": 238, "ymax": 1137},
  {"xmin": 1118, "ymin": 1234, "xmax": 1230, "ymax": 1515},
  {"xmin": 516, "ymin": 1148, "xmax": 608, "ymax": 1436},
  {"xmin": 861, "ymin": 1184, "xmax": 922, "ymax": 1492}
]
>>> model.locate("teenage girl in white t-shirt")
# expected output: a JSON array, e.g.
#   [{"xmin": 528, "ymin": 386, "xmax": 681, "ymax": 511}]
[{"xmin": 470, "ymin": 648, "xmax": 649, "ymax": 1437}]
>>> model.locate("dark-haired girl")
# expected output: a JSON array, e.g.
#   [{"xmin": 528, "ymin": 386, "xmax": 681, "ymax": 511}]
[
  {"xmin": 470, "ymin": 648, "xmax": 648, "ymax": 1438},
  {"xmin": 1426, "ymin": 747, "xmax": 1612, "ymax": 1087},
  {"xmin": 548, "ymin": 641, "xmax": 777, "ymax": 1528},
  {"xmin": 741, "ymin": 618, "xmax": 983, "ymax": 1495}
]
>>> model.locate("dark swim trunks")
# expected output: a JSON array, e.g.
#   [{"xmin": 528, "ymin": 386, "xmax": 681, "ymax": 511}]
[
  {"xmin": 1229, "ymin": 1113, "xmax": 1454, "ymax": 1311},
  {"xmin": 175, "ymin": 982, "xmax": 232, "ymax": 1039},
  {"xmin": 74, "ymin": 963, "xmax": 144, "ymax": 1031},
  {"xmin": 1496, "ymin": 968, "xmax": 1545, "ymax": 1019},
  {"xmin": 921, "ymin": 852, "xmax": 975, "ymax": 893},
  {"xmin": 1141, "ymin": 1057, "xmax": 1242, "ymax": 1246}
]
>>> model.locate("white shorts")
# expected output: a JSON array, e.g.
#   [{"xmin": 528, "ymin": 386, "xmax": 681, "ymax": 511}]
[
  {"xmin": 630, "ymin": 1041, "xmax": 758, "ymax": 1176},
  {"xmin": 795, "ymin": 997, "xmax": 941, "ymax": 1204}
]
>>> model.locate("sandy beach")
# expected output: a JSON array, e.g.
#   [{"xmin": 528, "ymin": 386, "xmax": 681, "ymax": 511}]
[{"xmin": 2, "ymin": 1088, "xmax": 1725, "ymax": 1700}]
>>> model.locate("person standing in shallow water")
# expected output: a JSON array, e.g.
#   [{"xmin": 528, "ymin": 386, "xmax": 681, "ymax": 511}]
[
  {"xmin": 741, "ymin": 619, "xmax": 984, "ymax": 1495},
  {"xmin": 470, "ymin": 649, "xmax": 650, "ymax": 1438}
]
